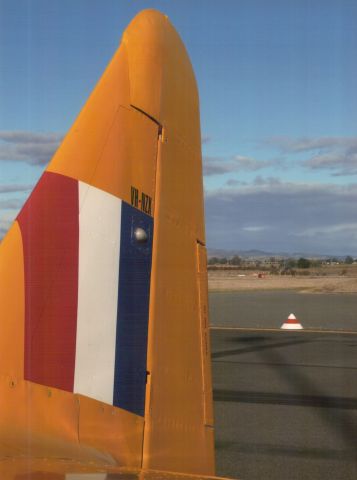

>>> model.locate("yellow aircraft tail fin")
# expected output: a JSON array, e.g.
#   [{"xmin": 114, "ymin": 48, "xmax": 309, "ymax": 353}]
[{"xmin": 0, "ymin": 9, "xmax": 214, "ymax": 476}]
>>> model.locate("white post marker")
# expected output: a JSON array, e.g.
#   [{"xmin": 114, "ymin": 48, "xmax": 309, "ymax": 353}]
[{"xmin": 281, "ymin": 313, "xmax": 303, "ymax": 330}]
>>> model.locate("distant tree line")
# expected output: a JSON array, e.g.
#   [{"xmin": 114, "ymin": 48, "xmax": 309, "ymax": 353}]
[
  {"xmin": 208, "ymin": 255, "xmax": 242, "ymax": 266},
  {"xmin": 344, "ymin": 255, "xmax": 354, "ymax": 264},
  {"xmin": 208, "ymin": 255, "xmax": 356, "ymax": 269}
]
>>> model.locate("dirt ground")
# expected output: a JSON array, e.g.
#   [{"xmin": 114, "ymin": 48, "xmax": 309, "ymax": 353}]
[{"xmin": 208, "ymin": 269, "xmax": 357, "ymax": 293}]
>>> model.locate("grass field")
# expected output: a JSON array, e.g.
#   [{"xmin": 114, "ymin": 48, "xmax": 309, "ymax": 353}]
[{"xmin": 208, "ymin": 265, "xmax": 357, "ymax": 293}]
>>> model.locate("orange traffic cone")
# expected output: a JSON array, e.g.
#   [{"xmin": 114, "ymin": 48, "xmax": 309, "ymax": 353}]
[{"xmin": 280, "ymin": 313, "xmax": 303, "ymax": 330}]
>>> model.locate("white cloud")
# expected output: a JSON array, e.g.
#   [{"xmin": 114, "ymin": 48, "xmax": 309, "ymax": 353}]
[
  {"xmin": 203, "ymin": 155, "xmax": 279, "ymax": 176},
  {"xmin": 242, "ymin": 226, "xmax": 268, "ymax": 232},
  {"xmin": 294, "ymin": 223, "xmax": 357, "ymax": 237},
  {"xmin": 0, "ymin": 199, "xmax": 24, "ymax": 210},
  {"xmin": 304, "ymin": 151, "xmax": 357, "ymax": 175},
  {"xmin": 265, "ymin": 136, "xmax": 357, "ymax": 153},
  {"xmin": 0, "ymin": 131, "xmax": 63, "ymax": 166},
  {"xmin": 205, "ymin": 180, "xmax": 357, "ymax": 255},
  {"xmin": 0, "ymin": 184, "xmax": 32, "ymax": 194},
  {"xmin": 264, "ymin": 135, "xmax": 357, "ymax": 176}
]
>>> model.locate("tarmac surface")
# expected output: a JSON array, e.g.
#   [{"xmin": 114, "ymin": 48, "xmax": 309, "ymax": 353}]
[
  {"xmin": 211, "ymin": 328, "xmax": 357, "ymax": 480},
  {"xmin": 209, "ymin": 291, "xmax": 357, "ymax": 331}
]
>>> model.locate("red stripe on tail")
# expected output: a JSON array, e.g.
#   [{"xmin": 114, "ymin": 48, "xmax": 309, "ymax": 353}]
[{"xmin": 18, "ymin": 172, "xmax": 79, "ymax": 392}]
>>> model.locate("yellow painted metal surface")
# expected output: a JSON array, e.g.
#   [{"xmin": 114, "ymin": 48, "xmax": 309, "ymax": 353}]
[
  {"xmin": 0, "ymin": 377, "xmax": 143, "ymax": 467},
  {"xmin": 78, "ymin": 395, "xmax": 144, "ymax": 467},
  {"xmin": 143, "ymin": 138, "xmax": 214, "ymax": 475},
  {"xmin": 48, "ymin": 102, "xmax": 158, "ymax": 210},
  {"xmin": 0, "ymin": 378, "xmax": 82, "ymax": 462},
  {"xmin": 0, "ymin": 222, "xmax": 24, "ymax": 378},
  {"xmin": 124, "ymin": 11, "xmax": 200, "ymax": 150},
  {"xmin": 134, "ymin": 11, "xmax": 215, "ymax": 475},
  {"xmin": 0, "ymin": 458, "xmax": 228, "ymax": 480},
  {"xmin": 0, "ymin": 8, "xmax": 215, "ymax": 478},
  {"xmin": 197, "ymin": 244, "xmax": 214, "ymax": 427}
]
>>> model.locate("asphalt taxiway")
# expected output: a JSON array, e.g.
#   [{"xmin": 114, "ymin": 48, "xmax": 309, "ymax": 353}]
[{"xmin": 211, "ymin": 328, "xmax": 357, "ymax": 480}]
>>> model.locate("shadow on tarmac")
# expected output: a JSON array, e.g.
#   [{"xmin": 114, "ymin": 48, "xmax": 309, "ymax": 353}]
[
  {"xmin": 212, "ymin": 331, "xmax": 357, "ymax": 478},
  {"xmin": 212, "ymin": 335, "xmax": 312, "ymax": 359},
  {"xmin": 256, "ymin": 339, "xmax": 357, "ymax": 456},
  {"xmin": 213, "ymin": 389, "xmax": 357, "ymax": 410},
  {"xmin": 215, "ymin": 439, "xmax": 356, "ymax": 461}
]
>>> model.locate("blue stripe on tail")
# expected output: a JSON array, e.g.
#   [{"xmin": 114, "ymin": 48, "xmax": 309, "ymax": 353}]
[{"xmin": 113, "ymin": 201, "xmax": 153, "ymax": 416}]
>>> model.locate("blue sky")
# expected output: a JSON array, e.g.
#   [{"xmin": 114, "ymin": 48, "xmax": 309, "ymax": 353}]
[{"xmin": 1, "ymin": 0, "xmax": 357, "ymax": 255}]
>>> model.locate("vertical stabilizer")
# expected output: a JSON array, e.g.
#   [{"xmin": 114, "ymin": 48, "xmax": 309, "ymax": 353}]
[
  {"xmin": 0, "ymin": 9, "xmax": 214, "ymax": 476},
  {"xmin": 122, "ymin": 11, "xmax": 215, "ymax": 474}
]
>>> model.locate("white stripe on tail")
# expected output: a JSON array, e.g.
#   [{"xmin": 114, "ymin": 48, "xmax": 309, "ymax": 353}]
[{"xmin": 74, "ymin": 182, "xmax": 122, "ymax": 404}]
